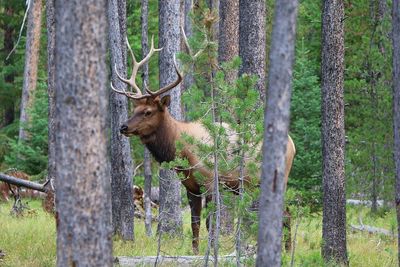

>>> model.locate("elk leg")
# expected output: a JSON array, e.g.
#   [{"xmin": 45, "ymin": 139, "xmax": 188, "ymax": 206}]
[
  {"xmin": 283, "ymin": 207, "xmax": 292, "ymax": 251},
  {"xmin": 205, "ymin": 193, "xmax": 215, "ymax": 245},
  {"xmin": 187, "ymin": 190, "xmax": 202, "ymax": 255}
]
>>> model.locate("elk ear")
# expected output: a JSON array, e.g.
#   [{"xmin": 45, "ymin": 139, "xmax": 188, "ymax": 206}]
[{"xmin": 160, "ymin": 95, "xmax": 171, "ymax": 109}]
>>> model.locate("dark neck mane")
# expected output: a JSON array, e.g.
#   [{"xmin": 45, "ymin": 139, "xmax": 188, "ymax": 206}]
[{"xmin": 142, "ymin": 116, "xmax": 177, "ymax": 163}]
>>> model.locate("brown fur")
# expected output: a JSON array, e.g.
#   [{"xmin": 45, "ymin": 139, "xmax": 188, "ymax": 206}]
[{"xmin": 121, "ymin": 95, "xmax": 296, "ymax": 254}]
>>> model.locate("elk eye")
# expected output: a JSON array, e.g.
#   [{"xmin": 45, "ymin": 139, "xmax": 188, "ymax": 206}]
[{"xmin": 144, "ymin": 110, "xmax": 152, "ymax": 117}]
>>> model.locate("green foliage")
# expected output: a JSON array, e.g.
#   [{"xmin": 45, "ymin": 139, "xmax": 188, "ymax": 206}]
[
  {"xmin": 344, "ymin": 1, "xmax": 394, "ymax": 203},
  {"xmin": 0, "ymin": 2, "xmax": 26, "ymax": 125},
  {"xmin": 4, "ymin": 82, "xmax": 48, "ymax": 176},
  {"xmin": 289, "ymin": 41, "xmax": 322, "ymax": 210},
  {"xmin": 176, "ymin": 9, "xmax": 264, "ymax": 243}
]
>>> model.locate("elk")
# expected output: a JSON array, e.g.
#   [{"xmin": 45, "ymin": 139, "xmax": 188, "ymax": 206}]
[{"xmin": 111, "ymin": 37, "xmax": 296, "ymax": 254}]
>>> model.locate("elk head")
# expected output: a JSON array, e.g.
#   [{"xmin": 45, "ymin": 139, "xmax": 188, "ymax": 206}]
[{"xmin": 111, "ymin": 36, "xmax": 182, "ymax": 139}]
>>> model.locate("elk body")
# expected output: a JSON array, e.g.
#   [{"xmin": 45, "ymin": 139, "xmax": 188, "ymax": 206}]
[{"xmin": 111, "ymin": 38, "xmax": 296, "ymax": 254}]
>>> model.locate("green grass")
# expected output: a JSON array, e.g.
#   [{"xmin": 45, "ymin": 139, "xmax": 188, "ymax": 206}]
[{"xmin": 0, "ymin": 200, "xmax": 397, "ymax": 266}]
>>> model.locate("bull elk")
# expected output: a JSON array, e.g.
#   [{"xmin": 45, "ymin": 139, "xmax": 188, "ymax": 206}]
[{"xmin": 111, "ymin": 37, "xmax": 296, "ymax": 254}]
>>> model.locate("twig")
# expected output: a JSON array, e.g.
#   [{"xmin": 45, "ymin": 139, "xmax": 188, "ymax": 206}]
[
  {"xmin": 290, "ymin": 217, "xmax": 301, "ymax": 267},
  {"xmin": 6, "ymin": 0, "xmax": 31, "ymax": 60}
]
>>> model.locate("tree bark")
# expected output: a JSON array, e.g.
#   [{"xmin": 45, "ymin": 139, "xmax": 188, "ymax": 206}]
[
  {"xmin": 108, "ymin": 0, "xmax": 135, "ymax": 240},
  {"xmin": 218, "ymin": 0, "xmax": 238, "ymax": 83},
  {"xmin": 46, "ymin": 0, "xmax": 56, "ymax": 214},
  {"xmin": 321, "ymin": 0, "xmax": 348, "ymax": 265},
  {"xmin": 392, "ymin": 0, "xmax": 400, "ymax": 265},
  {"xmin": 54, "ymin": 0, "xmax": 112, "ymax": 266},
  {"xmin": 46, "ymin": 0, "xmax": 55, "ymax": 179},
  {"xmin": 239, "ymin": 0, "xmax": 266, "ymax": 102},
  {"xmin": 141, "ymin": 0, "xmax": 153, "ymax": 237},
  {"xmin": 158, "ymin": 0, "xmax": 183, "ymax": 235},
  {"xmin": 19, "ymin": 0, "xmax": 43, "ymax": 141},
  {"xmin": 256, "ymin": 0, "xmax": 298, "ymax": 266}
]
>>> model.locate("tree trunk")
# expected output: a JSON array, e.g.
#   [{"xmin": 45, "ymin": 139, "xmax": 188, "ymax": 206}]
[
  {"xmin": 181, "ymin": 0, "xmax": 194, "ymax": 95},
  {"xmin": 218, "ymin": 0, "xmax": 238, "ymax": 83},
  {"xmin": 19, "ymin": 0, "xmax": 42, "ymax": 141},
  {"xmin": 54, "ymin": 0, "xmax": 112, "ymax": 266},
  {"xmin": 321, "ymin": 0, "xmax": 348, "ymax": 265},
  {"xmin": 46, "ymin": 0, "xmax": 56, "ymax": 214},
  {"xmin": 392, "ymin": 0, "xmax": 400, "ymax": 265},
  {"xmin": 239, "ymin": 0, "xmax": 266, "ymax": 102},
  {"xmin": 217, "ymin": 0, "xmax": 239, "ymax": 236},
  {"xmin": 158, "ymin": 0, "xmax": 183, "ymax": 235},
  {"xmin": 108, "ymin": 0, "xmax": 135, "ymax": 240},
  {"xmin": 256, "ymin": 0, "xmax": 298, "ymax": 266},
  {"xmin": 141, "ymin": 0, "xmax": 153, "ymax": 237}
]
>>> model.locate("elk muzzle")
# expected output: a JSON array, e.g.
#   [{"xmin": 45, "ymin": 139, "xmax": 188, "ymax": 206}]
[{"xmin": 120, "ymin": 124, "xmax": 129, "ymax": 134}]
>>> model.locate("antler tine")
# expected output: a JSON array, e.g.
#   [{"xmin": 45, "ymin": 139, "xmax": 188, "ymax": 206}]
[
  {"xmin": 112, "ymin": 36, "xmax": 162, "ymax": 98},
  {"xmin": 110, "ymin": 82, "xmax": 152, "ymax": 100},
  {"xmin": 137, "ymin": 35, "xmax": 163, "ymax": 67},
  {"xmin": 125, "ymin": 35, "xmax": 162, "ymax": 95},
  {"xmin": 146, "ymin": 54, "xmax": 183, "ymax": 97}
]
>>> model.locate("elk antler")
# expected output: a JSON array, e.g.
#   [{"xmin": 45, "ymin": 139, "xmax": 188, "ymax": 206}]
[
  {"xmin": 111, "ymin": 36, "xmax": 162, "ymax": 99},
  {"xmin": 145, "ymin": 54, "xmax": 183, "ymax": 97}
]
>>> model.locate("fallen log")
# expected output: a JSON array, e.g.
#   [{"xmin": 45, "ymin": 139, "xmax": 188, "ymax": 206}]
[
  {"xmin": 347, "ymin": 199, "xmax": 385, "ymax": 207},
  {"xmin": 349, "ymin": 215, "xmax": 394, "ymax": 237},
  {"xmin": 0, "ymin": 173, "xmax": 48, "ymax": 193},
  {"xmin": 350, "ymin": 224, "xmax": 394, "ymax": 237},
  {"xmin": 115, "ymin": 255, "xmax": 239, "ymax": 266}
]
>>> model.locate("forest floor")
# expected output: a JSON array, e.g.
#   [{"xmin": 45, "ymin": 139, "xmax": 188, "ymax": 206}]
[{"xmin": 0, "ymin": 199, "xmax": 397, "ymax": 267}]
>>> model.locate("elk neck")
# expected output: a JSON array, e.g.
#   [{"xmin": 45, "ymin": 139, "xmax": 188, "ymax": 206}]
[{"xmin": 141, "ymin": 109, "xmax": 179, "ymax": 163}]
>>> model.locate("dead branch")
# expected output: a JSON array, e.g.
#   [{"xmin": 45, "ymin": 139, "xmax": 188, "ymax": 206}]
[{"xmin": 0, "ymin": 173, "xmax": 48, "ymax": 193}]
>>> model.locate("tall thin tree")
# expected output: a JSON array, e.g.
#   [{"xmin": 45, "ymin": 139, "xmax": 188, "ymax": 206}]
[
  {"xmin": 19, "ymin": 0, "xmax": 42, "ymax": 141},
  {"xmin": 141, "ymin": 0, "xmax": 153, "ymax": 237},
  {"xmin": 45, "ymin": 0, "xmax": 56, "ymax": 213},
  {"xmin": 218, "ymin": 0, "xmax": 239, "ymax": 236},
  {"xmin": 321, "ymin": 0, "xmax": 348, "ymax": 265},
  {"xmin": 239, "ymin": 0, "xmax": 266, "ymax": 102},
  {"xmin": 256, "ymin": 0, "xmax": 298, "ymax": 266},
  {"xmin": 108, "ymin": 0, "xmax": 135, "ymax": 240},
  {"xmin": 54, "ymin": 0, "xmax": 112, "ymax": 265},
  {"xmin": 392, "ymin": 0, "xmax": 400, "ymax": 265},
  {"xmin": 158, "ymin": 0, "xmax": 183, "ymax": 235},
  {"xmin": 181, "ymin": 0, "xmax": 194, "ymax": 94}
]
